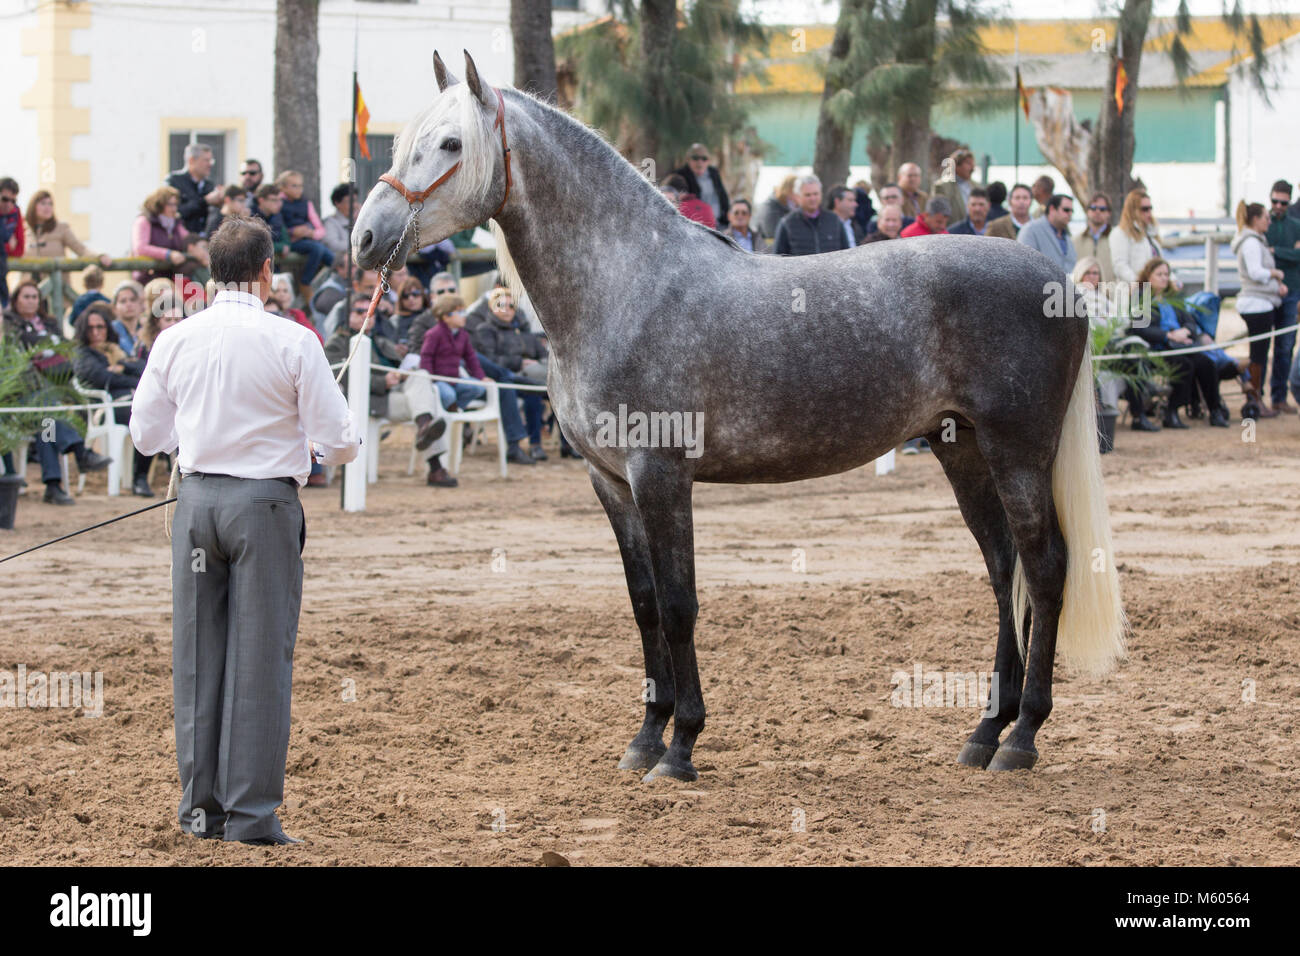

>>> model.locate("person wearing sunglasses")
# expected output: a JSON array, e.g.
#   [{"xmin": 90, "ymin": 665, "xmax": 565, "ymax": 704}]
[
  {"xmin": 1075, "ymin": 192, "xmax": 1115, "ymax": 283},
  {"xmin": 1266, "ymin": 180, "xmax": 1300, "ymax": 414},
  {"xmin": 672, "ymin": 143, "xmax": 730, "ymax": 226},
  {"xmin": 1111, "ymin": 188, "xmax": 1178, "ymax": 290},
  {"xmin": 0, "ymin": 176, "xmax": 24, "ymax": 310},
  {"xmin": 71, "ymin": 302, "xmax": 159, "ymax": 496},
  {"xmin": 238, "ymin": 159, "xmax": 264, "ymax": 212}
]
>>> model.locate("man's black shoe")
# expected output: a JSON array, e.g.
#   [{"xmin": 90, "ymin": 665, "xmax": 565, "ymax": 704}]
[
  {"xmin": 506, "ymin": 444, "xmax": 536, "ymax": 465},
  {"xmin": 75, "ymin": 448, "xmax": 112, "ymax": 472},
  {"xmin": 43, "ymin": 484, "xmax": 75, "ymax": 506},
  {"xmin": 414, "ymin": 413, "xmax": 446, "ymax": 451},
  {"xmin": 238, "ymin": 832, "xmax": 303, "ymax": 846},
  {"xmin": 132, "ymin": 476, "xmax": 155, "ymax": 497}
]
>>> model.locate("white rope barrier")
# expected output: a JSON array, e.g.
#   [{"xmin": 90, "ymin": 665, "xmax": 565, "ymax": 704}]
[
  {"xmin": 0, "ymin": 398, "xmax": 132, "ymax": 414},
  {"xmin": 1093, "ymin": 322, "xmax": 1300, "ymax": 361},
  {"xmin": 326, "ymin": 359, "xmax": 550, "ymax": 392}
]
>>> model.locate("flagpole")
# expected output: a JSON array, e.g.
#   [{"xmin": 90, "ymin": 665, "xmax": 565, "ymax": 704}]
[
  {"xmin": 343, "ymin": 15, "xmax": 359, "ymax": 511},
  {"xmin": 1013, "ymin": 25, "xmax": 1020, "ymax": 185}
]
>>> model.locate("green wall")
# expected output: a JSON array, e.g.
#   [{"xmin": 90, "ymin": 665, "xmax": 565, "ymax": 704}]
[{"xmin": 741, "ymin": 88, "xmax": 1220, "ymax": 167}]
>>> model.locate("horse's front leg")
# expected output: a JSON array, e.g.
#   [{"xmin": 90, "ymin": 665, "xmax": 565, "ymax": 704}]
[
  {"xmin": 625, "ymin": 456, "xmax": 702, "ymax": 782},
  {"xmin": 588, "ymin": 465, "xmax": 675, "ymax": 771}
]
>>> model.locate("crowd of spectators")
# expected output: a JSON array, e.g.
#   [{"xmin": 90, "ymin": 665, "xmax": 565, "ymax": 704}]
[{"xmin": 7, "ymin": 134, "xmax": 1300, "ymax": 500}]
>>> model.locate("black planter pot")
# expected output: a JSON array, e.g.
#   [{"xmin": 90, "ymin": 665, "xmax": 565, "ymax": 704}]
[
  {"xmin": 0, "ymin": 474, "xmax": 23, "ymax": 530},
  {"xmin": 1098, "ymin": 411, "xmax": 1118, "ymax": 454}
]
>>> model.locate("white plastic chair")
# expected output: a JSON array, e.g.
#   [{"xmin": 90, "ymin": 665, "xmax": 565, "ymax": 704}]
[
  {"xmin": 72, "ymin": 380, "xmax": 133, "ymax": 496},
  {"xmin": 404, "ymin": 378, "xmax": 506, "ymax": 478}
]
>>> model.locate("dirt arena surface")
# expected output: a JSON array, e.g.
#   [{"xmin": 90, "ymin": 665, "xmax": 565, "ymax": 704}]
[{"xmin": 3, "ymin": 375, "xmax": 1299, "ymax": 866}]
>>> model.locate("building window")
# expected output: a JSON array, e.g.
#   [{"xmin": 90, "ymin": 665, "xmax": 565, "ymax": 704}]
[
  {"xmin": 354, "ymin": 134, "xmax": 396, "ymax": 201},
  {"xmin": 552, "ymin": 0, "xmax": 579, "ymax": 8},
  {"xmin": 168, "ymin": 130, "xmax": 233, "ymax": 183}
]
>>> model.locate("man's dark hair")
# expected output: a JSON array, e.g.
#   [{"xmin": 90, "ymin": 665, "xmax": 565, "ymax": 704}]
[
  {"xmin": 968, "ymin": 186, "xmax": 989, "ymax": 201},
  {"xmin": 880, "ymin": 181, "xmax": 901, "ymax": 193},
  {"xmin": 0, "ymin": 177, "xmax": 18, "ymax": 195},
  {"xmin": 1087, "ymin": 190, "xmax": 1113, "ymax": 210},
  {"xmin": 1033, "ymin": 175, "xmax": 1055, "ymax": 192},
  {"xmin": 1271, "ymin": 179, "xmax": 1293, "ymax": 197},
  {"xmin": 330, "ymin": 182, "xmax": 358, "ymax": 206},
  {"xmin": 183, "ymin": 233, "xmax": 207, "ymax": 251},
  {"xmin": 255, "ymin": 183, "xmax": 281, "ymax": 201},
  {"xmin": 987, "ymin": 181, "xmax": 1007, "ymax": 205},
  {"xmin": 662, "ymin": 173, "xmax": 692, "ymax": 196},
  {"xmin": 223, "ymin": 184, "xmax": 247, "ymax": 200},
  {"xmin": 827, "ymin": 185, "xmax": 852, "ymax": 208},
  {"xmin": 1047, "ymin": 193, "xmax": 1073, "ymax": 212},
  {"xmin": 209, "ymin": 217, "xmax": 273, "ymax": 284},
  {"xmin": 730, "ymin": 197, "xmax": 752, "ymax": 212},
  {"xmin": 243, "ymin": 159, "xmax": 263, "ymax": 172},
  {"xmin": 1010, "ymin": 183, "xmax": 1032, "ymax": 198}
]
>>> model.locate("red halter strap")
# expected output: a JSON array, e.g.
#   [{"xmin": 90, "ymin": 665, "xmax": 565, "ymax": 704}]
[{"xmin": 378, "ymin": 87, "xmax": 512, "ymax": 218}]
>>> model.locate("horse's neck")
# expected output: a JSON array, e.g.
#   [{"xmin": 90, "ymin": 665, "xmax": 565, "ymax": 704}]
[{"xmin": 492, "ymin": 105, "xmax": 686, "ymax": 348}]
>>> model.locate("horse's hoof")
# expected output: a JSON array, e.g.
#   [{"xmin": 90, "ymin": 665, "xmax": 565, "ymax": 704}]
[
  {"xmin": 617, "ymin": 743, "xmax": 666, "ymax": 772},
  {"xmin": 642, "ymin": 754, "xmax": 697, "ymax": 783},
  {"xmin": 956, "ymin": 741, "xmax": 999, "ymax": 770},
  {"xmin": 987, "ymin": 745, "xmax": 1038, "ymax": 772}
]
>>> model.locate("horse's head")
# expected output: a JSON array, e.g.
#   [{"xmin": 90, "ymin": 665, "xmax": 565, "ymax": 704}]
[{"xmin": 353, "ymin": 50, "xmax": 509, "ymax": 271}]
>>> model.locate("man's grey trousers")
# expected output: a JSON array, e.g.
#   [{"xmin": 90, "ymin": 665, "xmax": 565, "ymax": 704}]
[{"xmin": 170, "ymin": 472, "xmax": 305, "ymax": 842}]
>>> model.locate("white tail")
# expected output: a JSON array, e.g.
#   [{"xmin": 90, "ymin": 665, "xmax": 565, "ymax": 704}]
[{"xmin": 1011, "ymin": 345, "xmax": 1128, "ymax": 676}]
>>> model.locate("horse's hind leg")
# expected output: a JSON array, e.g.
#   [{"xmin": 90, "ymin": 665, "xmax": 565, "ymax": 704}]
[
  {"xmin": 929, "ymin": 428, "xmax": 1026, "ymax": 769},
  {"xmin": 589, "ymin": 466, "xmax": 675, "ymax": 771},
  {"xmin": 978, "ymin": 436, "xmax": 1068, "ymax": 772}
]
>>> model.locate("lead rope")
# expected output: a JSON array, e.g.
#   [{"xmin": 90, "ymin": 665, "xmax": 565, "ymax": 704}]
[{"xmin": 162, "ymin": 206, "xmax": 421, "ymax": 546}]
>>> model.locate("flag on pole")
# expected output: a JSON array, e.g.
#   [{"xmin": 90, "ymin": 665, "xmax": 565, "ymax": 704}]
[
  {"xmin": 355, "ymin": 78, "xmax": 371, "ymax": 160},
  {"xmin": 1016, "ymin": 65, "xmax": 1030, "ymax": 119},
  {"xmin": 1114, "ymin": 60, "xmax": 1129, "ymax": 115}
]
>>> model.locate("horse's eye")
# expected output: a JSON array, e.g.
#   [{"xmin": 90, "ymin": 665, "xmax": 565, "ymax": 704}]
[{"xmin": 441, "ymin": 138, "xmax": 461, "ymax": 152}]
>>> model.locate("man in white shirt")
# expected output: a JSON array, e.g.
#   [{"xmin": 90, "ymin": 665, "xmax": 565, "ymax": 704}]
[{"xmin": 130, "ymin": 216, "xmax": 360, "ymax": 846}]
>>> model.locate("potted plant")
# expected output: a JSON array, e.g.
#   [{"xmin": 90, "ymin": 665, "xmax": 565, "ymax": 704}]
[
  {"xmin": 0, "ymin": 336, "xmax": 85, "ymax": 529},
  {"xmin": 1090, "ymin": 311, "xmax": 1172, "ymax": 454}
]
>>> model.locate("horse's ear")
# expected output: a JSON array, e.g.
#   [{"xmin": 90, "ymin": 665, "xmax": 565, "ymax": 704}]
[
  {"xmin": 433, "ymin": 51, "xmax": 459, "ymax": 93},
  {"xmin": 463, "ymin": 50, "xmax": 495, "ymax": 110}
]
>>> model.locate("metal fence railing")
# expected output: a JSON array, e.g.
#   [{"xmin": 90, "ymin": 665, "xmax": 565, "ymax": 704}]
[{"xmin": 10, "ymin": 247, "xmax": 500, "ymax": 318}]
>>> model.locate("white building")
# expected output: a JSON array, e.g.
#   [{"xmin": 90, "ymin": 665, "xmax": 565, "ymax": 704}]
[
  {"xmin": 0, "ymin": 0, "xmax": 607, "ymax": 257},
  {"xmin": 1228, "ymin": 29, "xmax": 1300, "ymax": 205}
]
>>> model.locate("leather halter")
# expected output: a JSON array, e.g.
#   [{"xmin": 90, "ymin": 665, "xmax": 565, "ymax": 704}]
[{"xmin": 378, "ymin": 86, "xmax": 512, "ymax": 220}]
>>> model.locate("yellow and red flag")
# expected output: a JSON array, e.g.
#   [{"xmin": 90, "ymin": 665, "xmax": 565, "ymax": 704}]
[
  {"xmin": 1016, "ymin": 65, "xmax": 1030, "ymax": 119},
  {"xmin": 355, "ymin": 78, "xmax": 372, "ymax": 160},
  {"xmin": 1114, "ymin": 60, "xmax": 1129, "ymax": 115}
]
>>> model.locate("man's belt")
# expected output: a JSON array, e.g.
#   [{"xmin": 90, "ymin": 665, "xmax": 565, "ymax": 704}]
[{"xmin": 184, "ymin": 472, "xmax": 297, "ymax": 488}]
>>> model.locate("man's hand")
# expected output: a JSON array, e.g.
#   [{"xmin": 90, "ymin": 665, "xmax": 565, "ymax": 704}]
[
  {"xmin": 395, "ymin": 343, "xmax": 409, "ymax": 359},
  {"xmin": 290, "ymin": 224, "xmax": 314, "ymax": 240},
  {"xmin": 205, "ymin": 190, "xmax": 223, "ymax": 206},
  {"xmin": 385, "ymin": 371, "xmax": 402, "ymax": 388},
  {"xmin": 1168, "ymin": 328, "xmax": 1193, "ymax": 345}
]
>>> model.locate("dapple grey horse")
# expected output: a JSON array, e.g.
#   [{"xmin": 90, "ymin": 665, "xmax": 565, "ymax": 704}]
[{"xmin": 353, "ymin": 51, "xmax": 1127, "ymax": 782}]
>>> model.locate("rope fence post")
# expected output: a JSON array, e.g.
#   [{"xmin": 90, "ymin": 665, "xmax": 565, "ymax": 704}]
[{"xmin": 343, "ymin": 334, "xmax": 371, "ymax": 512}]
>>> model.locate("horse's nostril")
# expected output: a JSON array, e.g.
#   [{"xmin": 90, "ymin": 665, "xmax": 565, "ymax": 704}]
[{"xmin": 358, "ymin": 230, "xmax": 373, "ymax": 253}]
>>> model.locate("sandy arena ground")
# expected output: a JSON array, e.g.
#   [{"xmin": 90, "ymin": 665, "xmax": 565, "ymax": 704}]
[{"xmin": 2, "ymin": 361, "xmax": 1299, "ymax": 866}]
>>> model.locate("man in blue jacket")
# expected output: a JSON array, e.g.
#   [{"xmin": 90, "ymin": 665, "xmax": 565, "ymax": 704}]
[{"xmin": 1017, "ymin": 194, "xmax": 1077, "ymax": 272}]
